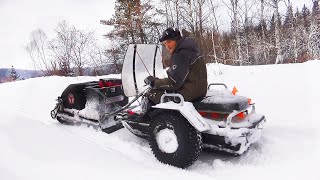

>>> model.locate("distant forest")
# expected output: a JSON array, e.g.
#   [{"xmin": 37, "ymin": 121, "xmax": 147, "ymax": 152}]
[
  {"xmin": 0, "ymin": 67, "xmax": 39, "ymax": 83},
  {"xmin": 26, "ymin": 0, "xmax": 320, "ymax": 77},
  {"xmin": 102, "ymin": 0, "xmax": 319, "ymax": 66}
]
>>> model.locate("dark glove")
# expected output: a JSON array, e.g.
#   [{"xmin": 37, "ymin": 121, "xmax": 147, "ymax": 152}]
[{"xmin": 144, "ymin": 76, "xmax": 155, "ymax": 87}]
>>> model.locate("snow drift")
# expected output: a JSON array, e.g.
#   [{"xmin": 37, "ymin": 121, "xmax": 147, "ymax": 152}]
[{"xmin": 1, "ymin": 61, "xmax": 320, "ymax": 180}]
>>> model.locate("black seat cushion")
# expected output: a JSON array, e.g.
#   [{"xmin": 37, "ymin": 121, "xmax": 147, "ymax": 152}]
[{"xmin": 193, "ymin": 94, "xmax": 249, "ymax": 113}]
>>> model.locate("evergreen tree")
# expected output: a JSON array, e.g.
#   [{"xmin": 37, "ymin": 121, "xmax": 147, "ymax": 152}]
[
  {"xmin": 294, "ymin": 7, "xmax": 309, "ymax": 62},
  {"xmin": 283, "ymin": 4, "xmax": 294, "ymax": 29},
  {"xmin": 10, "ymin": 66, "xmax": 20, "ymax": 81},
  {"xmin": 270, "ymin": 14, "xmax": 276, "ymax": 32},
  {"xmin": 302, "ymin": 4, "xmax": 312, "ymax": 29},
  {"xmin": 100, "ymin": 0, "xmax": 161, "ymax": 69},
  {"xmin": 282, "ymin": 3, "xmax": 297, "ymax": 62},
  {"xmin": 312, "ymin": 0, "xmax": 320, "ymax": 27},
  {"xmin": 309, "ymin": 1, "xmax": 320, "ymax": 58},
  {"xmin": 295, "ymin": 8, "xmax": 303, "ymax": 26},
  {"xmin": 269, "ymin": 12, "xmax": 282, "ymax": 33},
  {"xmin": 312, "ymin": 0, "xmax": 320, "ymax": 17}
]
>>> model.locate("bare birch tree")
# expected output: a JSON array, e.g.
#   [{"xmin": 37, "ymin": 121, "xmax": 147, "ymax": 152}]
[
  {"xmin": 26, "ymin": 29, "xmax": 58, "ymax": 75},
  {"xmin": 269, "ymin": 0, "xmax": 283, "ymax": 64}
]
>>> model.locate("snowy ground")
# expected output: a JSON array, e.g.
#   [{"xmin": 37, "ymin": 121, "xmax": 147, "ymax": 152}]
[{"xmin": 1, "ymin": 61, "xmax": 320, "ymax": 180}]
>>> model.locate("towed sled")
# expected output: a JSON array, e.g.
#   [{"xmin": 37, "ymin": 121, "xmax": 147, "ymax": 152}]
[
  {"xmin": 51, "ymin": 44, "xmax": 266, "ymax": 168},
  {"xmin": 50, "ymin": 78, "xmax": 128, "ymax": 133}
]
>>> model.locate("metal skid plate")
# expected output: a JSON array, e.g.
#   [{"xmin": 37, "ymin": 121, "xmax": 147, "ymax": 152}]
[
  {"xmin": 202, "ymin": 116, "xmax": 266, "ymax": 154},
  {"xmin": 55, "ymin": 108, "xmax": 124, "ymax": 133},
  {"xmin": 202, "ymin": 128, "xmax": 263, "ymax": 155}
]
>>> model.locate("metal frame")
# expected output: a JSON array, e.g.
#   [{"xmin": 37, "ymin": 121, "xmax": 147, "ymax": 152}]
[
  {"xmin": 208, "ymin": 83, "xmax": 228, "ymax": 90},
  {"xmin": 223, "ymin": 103, "xmax": 255, "ymax": 129},
  {"xmin": 152, "ymin": 45, "xmax": 158, "ymax": 77},
  {"xmin": 160, "ymin": 93, "xmax": 185, "ymax": 106},
  {"xmin": 132, "ymin": 44, "xmax": 139, "ymax": 95},
  {"xmin": 99, "ymin": 87, "xmax": 151, "ymax": 122},
  {"xmin": 86, "ymin": 85, "xmax": 125, "ymax": 105}
]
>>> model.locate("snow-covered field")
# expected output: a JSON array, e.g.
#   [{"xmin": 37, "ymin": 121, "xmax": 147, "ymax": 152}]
[{"xmin": 1, "ymin": 61, "xmax": 320, "ymax": 180}]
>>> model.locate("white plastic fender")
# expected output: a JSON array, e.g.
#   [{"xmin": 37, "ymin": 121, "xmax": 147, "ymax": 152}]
[{"xmin": 152, "ymin": 101, "xmax": 211, "ymax": 132}]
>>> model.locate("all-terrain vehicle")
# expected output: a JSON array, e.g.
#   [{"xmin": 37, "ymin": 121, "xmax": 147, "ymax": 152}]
[{"xmin": 51, "ymin": 44, "xmax": 266, "ymax": 168}]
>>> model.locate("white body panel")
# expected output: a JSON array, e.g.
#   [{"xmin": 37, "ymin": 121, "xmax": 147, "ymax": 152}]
[{"xmin": 152, "ymin": 101, "xmax": 211, "ymax": 132}]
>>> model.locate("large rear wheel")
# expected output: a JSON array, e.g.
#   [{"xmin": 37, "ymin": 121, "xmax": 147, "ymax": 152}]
[{"xmin": 149, "ymin": 111, "xmax": 202, "ymax": 169}]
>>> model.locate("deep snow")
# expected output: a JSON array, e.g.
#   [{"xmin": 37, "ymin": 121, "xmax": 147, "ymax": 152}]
[{"xmin": 1, "ymin": 61, "xmax": 320, "ymax": 180}]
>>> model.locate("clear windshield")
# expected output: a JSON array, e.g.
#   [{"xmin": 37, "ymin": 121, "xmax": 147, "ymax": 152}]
[{"xmin": 122, "ymin": 44, "xmax": 166, "ymax": 97}]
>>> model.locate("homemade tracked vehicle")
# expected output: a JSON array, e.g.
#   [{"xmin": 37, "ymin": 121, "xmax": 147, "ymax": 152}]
[{"xmin": 51, "ymin": 44, "xmax": 266, "ymax": 168}]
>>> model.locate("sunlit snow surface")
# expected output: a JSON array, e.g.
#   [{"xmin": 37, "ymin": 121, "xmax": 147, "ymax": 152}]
[{"xmin": 1, "ymin": 61, "xmax": 320, "ymax": 180}]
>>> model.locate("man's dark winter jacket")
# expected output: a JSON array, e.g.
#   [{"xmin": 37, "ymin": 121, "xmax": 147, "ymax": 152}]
[{"xmin": 154, "ymin": 37, "xmax": 207, "ymax": 101}]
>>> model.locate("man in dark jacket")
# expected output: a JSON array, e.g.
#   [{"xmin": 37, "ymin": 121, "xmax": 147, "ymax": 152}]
[{"xmin": 144, "ymin": 27, "xmax": 207, "ymax": 105}]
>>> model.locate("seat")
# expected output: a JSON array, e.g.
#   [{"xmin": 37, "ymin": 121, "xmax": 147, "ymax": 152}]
[{"xmin": 192, "ymin": 94, "xmax": 249, "ymax": 113}]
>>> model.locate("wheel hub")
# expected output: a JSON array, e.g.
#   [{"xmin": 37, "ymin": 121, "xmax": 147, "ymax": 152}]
[{"xmin": 156, "ymin": 128, "xmax": 178, "ymax": 153}]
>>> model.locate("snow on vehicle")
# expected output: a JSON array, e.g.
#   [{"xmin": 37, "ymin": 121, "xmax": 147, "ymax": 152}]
[
  {"xmin": 51, "ymin": 44, "xmax": 266, "ymax": 169},
  {"xmin": 50, "ymin": 78, "xmax": 129, "ymax": 133}
]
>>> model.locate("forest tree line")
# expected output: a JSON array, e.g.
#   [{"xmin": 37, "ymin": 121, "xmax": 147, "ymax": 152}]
[
  {"xmin": 26, "ymin": 0, "xmax": 320, "ymax": 76},
  {"xmin": 103, "ymin": 0, "xmax": 320, "ymax": 66}
]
